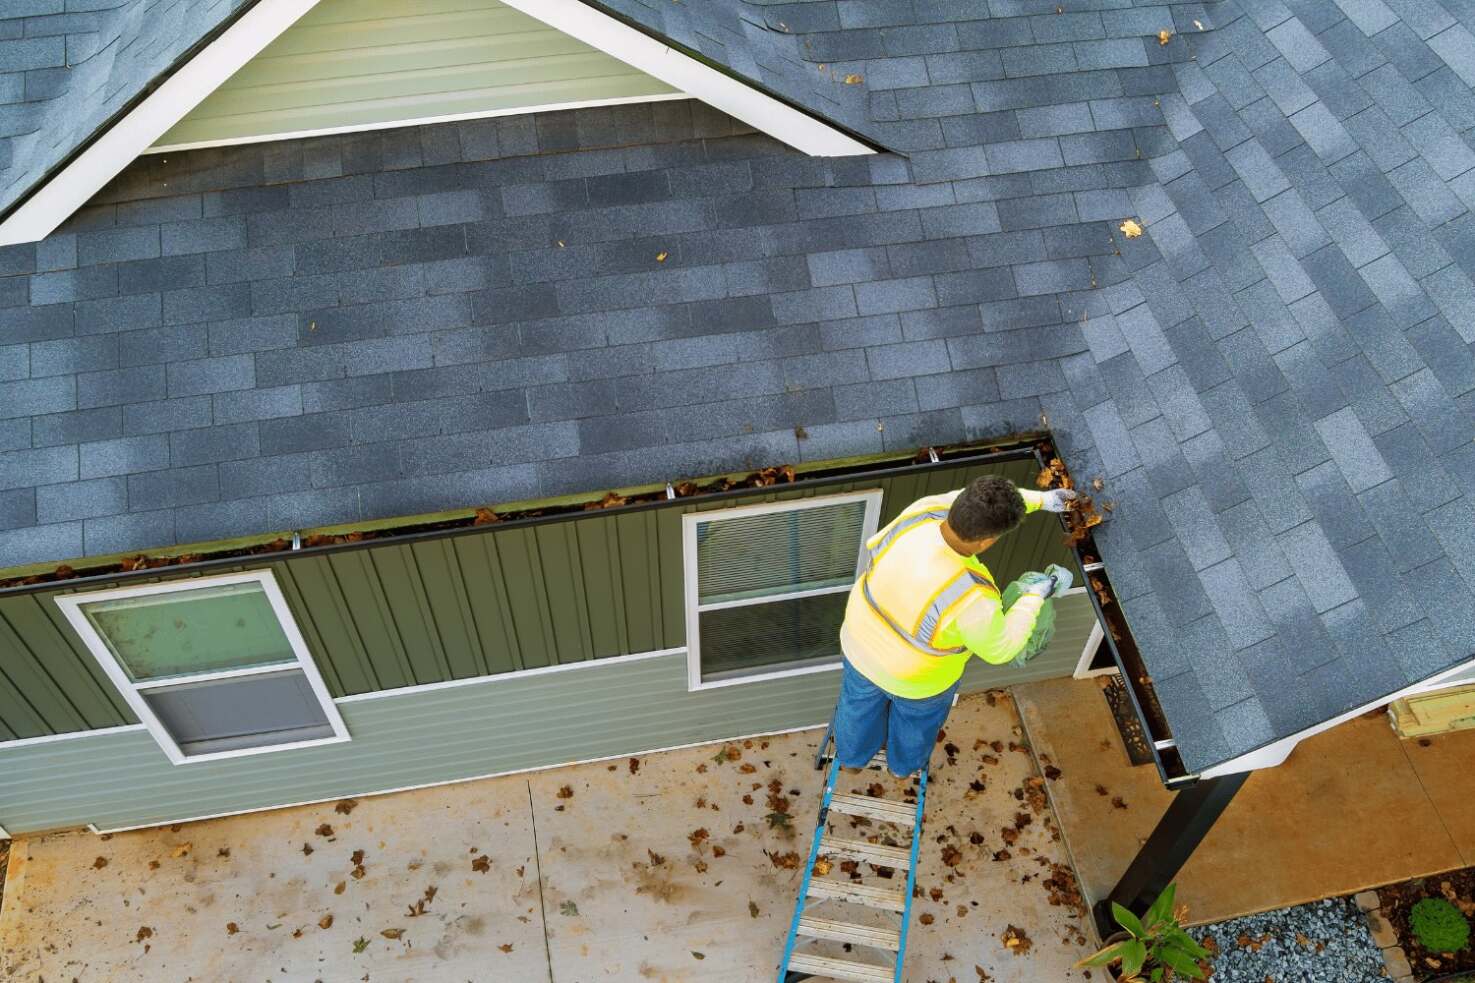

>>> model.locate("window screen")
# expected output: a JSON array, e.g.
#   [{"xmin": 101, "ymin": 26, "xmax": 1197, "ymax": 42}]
[
  {"xmin": 60, "ymin": 573, "xmax": 347, "ymax": 764},
  {"xmin": 686, "ymin": 492, "xmax": 880, "ymax": 685}
]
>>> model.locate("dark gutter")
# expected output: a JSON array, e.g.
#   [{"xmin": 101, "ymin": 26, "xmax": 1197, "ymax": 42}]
[
  {"xmin": 0, "ymin": 438, "xmax": 1042, "ymax": 599},
  {"xmin": 1030, "ymin": 443, "xmax": 1195, "ymax": 789}
]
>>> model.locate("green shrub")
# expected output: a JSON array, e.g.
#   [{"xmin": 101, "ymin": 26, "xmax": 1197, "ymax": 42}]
[{"xmin": 1411, "ymin": 897, "xmax": 1471, "ymax": 953}]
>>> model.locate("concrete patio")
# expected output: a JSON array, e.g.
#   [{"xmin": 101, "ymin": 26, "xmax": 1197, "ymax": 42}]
[
  {"xmin": 0, "ymin": 690, "xmax": 1095, "ymax": 982},
  {"xmin": 1016, "ymin": 675, "xmax": 1475, "ymax": 926}
]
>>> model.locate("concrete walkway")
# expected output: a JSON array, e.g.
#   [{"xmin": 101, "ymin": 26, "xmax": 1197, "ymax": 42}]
[
  {"xmin": 1016, "ymin": 675, "xmax": 1475, "ymax": 925},
  {"xmin": 0, "ymin": 690, "xmax": 1095, "ymax": 982}
]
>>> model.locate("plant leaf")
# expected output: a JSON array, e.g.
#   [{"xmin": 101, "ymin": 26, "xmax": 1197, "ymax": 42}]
[
  {"xmin": 1119, "ymin": 939, "xmax": 1148, "ymax": 976},
  {"xmin": 1145, "ymin": 883, "xmax": 1177, "ymax": 928},
  {"xmin": 1073, "ymin": 940, "xmax": 1136, "ymax": 968},
  {"xmin": 1113, "ymin": 902, "xmax": 1147, "ymax": 939},
  {"xmin": 1158, "ymin": 946, "xmax": 1207, "ymax": 979},
  {"xmin": 1166, "ymin": 928, "xmax": 1211, "ymax": 959},
  {"xmin": 1120, "ymin": 218, "xmax": 1143, "ymax": 238}
]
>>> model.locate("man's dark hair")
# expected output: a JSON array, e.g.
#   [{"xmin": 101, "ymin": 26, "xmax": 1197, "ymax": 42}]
[{"xmin": 947, "ymin": 475, "xmax": 1026, "ymax": 541}]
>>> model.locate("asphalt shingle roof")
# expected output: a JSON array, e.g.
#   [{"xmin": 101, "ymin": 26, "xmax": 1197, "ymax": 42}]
[
  {"xmin": 0, "ymin": 0, "xmax": 248, "ymax": 220},
  {"xmin": 2, "ymin": 0, "xmax": 1475, "ymax": 774}
]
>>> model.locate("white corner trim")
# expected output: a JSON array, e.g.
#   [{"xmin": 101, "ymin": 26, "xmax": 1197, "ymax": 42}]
[
  {"xmin": 86, "ymin": 720, "xmax": 832, "ymax": 835},
  {"xmin": 496, "ymin": 0, "xmax": 873, "ymax": 157},
  {"xmin": 1199, "ymin": 652, "xmax": 1475, "ymax": 778},
  {"xmin": 1072, "ymin": 618, "xmax": 1115, "ymax": 679},
  {"xmin": 145, "ymin": 93, "xmax": 692, "ymax": 155},
  {"xmin": 0, "ymin": 0, "xmax": 325, "ymax": 247},
  {"xmin": 335, "ymin": 646, "xmax": 687, "ymax": 703},
  {"xmin": 0, "ymin": 723, "xmax": 148, "ymax": 750}
]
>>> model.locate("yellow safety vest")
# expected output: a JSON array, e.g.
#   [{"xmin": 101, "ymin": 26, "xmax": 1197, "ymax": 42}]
[{"xmin": 840, "ymin": 489, "xmax": 1042, "ymax": 699}]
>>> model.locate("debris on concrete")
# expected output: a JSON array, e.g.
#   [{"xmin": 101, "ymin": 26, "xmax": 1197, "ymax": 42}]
[{"xmin": 0, "ymin": 691, "xmax": 1095, "ymax": 981}]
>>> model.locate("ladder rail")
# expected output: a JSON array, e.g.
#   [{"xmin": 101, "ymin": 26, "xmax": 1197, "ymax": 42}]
[
  {"xmin": 777, "ymin": 753, "xmax": 841, "ymax": 983},
  {"xmin": 894, "ymin": 768, "xmax": 928, "ymax": 983}
]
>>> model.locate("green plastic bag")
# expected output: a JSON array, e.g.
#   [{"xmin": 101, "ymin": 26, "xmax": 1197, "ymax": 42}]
[{"xmin": 1002, "ymin": 578, "xmax": 1057, "ymax": 664}]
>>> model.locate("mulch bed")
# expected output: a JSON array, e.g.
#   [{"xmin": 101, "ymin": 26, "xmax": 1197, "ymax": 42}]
[{"xmin": 1378, "ymin": 865, "xmax": 1475, "ymax": 979}]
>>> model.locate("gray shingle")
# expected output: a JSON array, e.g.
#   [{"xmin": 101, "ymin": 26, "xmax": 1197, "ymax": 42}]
[{"xmin": 1313, "ymin": 406, "xmax": 1394, "ymax": 492}]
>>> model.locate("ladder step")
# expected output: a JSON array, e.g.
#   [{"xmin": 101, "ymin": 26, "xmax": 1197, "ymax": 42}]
[
  {"xmin": 819, "ymin": 835, "xmax": 911, "ymax": 870},
  {"xmin": 797, "ymin": 916, "xmax": 901, "ymax": 951},
  {"xmin": 829, "ymin": 792, "xmax": 916, "ymax": 825},
  {"xmin": 787, "ymin": 952, "xmax": 894, "ymax": 983},
  {"xmin": 806, "ymin": 878, "xmax": 908, "ymax": 911}
]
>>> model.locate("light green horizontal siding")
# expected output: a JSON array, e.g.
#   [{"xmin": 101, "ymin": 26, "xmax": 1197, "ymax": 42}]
[
  {"xmin": 152, "ymin": 0, "xmax": 679, "ymax": 150},
  {"xmin": 0, "ymin": 595, "xmax": 1093, "ymax": 834}
]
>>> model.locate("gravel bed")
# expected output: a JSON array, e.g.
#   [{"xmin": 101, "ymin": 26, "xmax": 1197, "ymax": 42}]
[{"xmin": 1193, "ymin": 897, "xmax": 1387, "ymax": 982}]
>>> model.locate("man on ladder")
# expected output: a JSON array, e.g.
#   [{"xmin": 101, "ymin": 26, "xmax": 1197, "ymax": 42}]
[
  {"xmin": 778, "ymin": 475, "xmax": 1076, "ymax": 983},
  {"xmin": 836, "ymin": 475, "xmax": 1077, "ymax": 779}
]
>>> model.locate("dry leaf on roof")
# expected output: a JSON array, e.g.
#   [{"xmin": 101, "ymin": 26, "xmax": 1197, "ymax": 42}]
[
  {"xmin": 1120, "ymin": 219, "xmax": 1143, "ymax": 238},
  {"xmin": 844, "ymin": 73, "xmax": 863, "ymax": 84},
  {"xmin": 472, "ymin": 855, "xmax": 491, "ymax": 873},
  {"xmin": 335, "ymin": 799, "xmax": 357, "ymax": 815},
  {"xmin": 352, "ymin": 937, "xmax": 369, "ymax": 953},
  {"xmin": 380, "ymin": 928, "xmax": 404, "ymax": 940},
  {"xmin": 226, "ymin": 922, "xmax": 239, "ymax": 935},
  {"xmin": 318, "ymin": 914, "xmax": 334, "ymax": 930},
  {"xmin": 656, "ymin": 251, "xmax": 668, "ymax": 262},
  {"xmin": 1158, "ymin": 29, "xmax": 1173, "ymax": 44},
  {"xmin": 93, "ymin": 856, "xmax": 108, "ymax": 869}
]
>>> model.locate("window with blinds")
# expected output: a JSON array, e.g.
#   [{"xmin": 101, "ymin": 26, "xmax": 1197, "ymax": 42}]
[
  {"xmin": 56, "ymin": 571, "xmax": 349, "ymax": 765},
  {"xmin": 682, "ymin": 491, "xmax": 883, "ymax": 688}
]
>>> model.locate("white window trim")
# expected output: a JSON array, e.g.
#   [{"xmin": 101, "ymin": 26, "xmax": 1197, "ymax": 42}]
[
  {"xmin": 683, "ymin": 489, "xmax": 883, "ymax": 692},
  {"xmin": 0, "ymin": 0, "xmax": 872, "ymax": 247},
  {"xmin": 53, "ymin": 569, "xmax": 349, "ymax": 766}
]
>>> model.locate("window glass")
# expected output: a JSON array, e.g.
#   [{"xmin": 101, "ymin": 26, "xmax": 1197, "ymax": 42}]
[
  {"xmin": 81, "ymin": 581, "xmax": 295, "ymax": 681},
  {"xmin": 698, "ymin": 592, "xmax": 848, "ymax": 680},
  {"xmin": 141, "ymin": 670, "xmax": 335, "ymax": 757},
  {"xmin": 688, "ymin": 494, "xmax": 877, "ymax": 685},
  {"xmin": 695, "ymin": 499, "xmax": 868, "ymax": 605}
]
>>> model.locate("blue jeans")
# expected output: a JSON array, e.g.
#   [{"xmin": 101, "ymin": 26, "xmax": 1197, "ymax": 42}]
[{"xmin": 833, "ymin": 659, "xmax": 959, "ymax": 778}]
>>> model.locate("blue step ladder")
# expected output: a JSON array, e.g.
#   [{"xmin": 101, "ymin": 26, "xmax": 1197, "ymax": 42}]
[{"xmin": 776, "ymin": 721, "xmax": 929, "ymax": 983}]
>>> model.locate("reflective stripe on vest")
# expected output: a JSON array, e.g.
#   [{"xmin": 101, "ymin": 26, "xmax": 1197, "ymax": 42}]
[{"xmin": 858, "ymin": 511, "xmax": 997, "ymax": 658}]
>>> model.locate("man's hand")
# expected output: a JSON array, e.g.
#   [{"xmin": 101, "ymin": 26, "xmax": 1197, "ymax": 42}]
[
  {"xmin": 1039, "ymin": 488, "xmax": 1078, "ymax": 513},
  {"xmin": 1018, "ymin": 564, "xmax": 1075, "ymax": 599}
]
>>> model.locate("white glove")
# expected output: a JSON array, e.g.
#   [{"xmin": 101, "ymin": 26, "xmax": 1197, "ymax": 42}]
[
  {"xmin": 1018, "ymin": 564, "xmax": 1075, "ymax": 599},
  {"xmin": 1039, "ymin": 488, "xmax": 1078, "ymax": 513}
]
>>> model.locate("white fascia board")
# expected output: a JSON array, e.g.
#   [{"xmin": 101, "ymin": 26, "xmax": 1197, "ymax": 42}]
[
  {"xmin": 1199, "ymin": 652, "xmax": 1475, "ymax": 778},
  {"xmin": 496, "ymin": 0, "xmax": 873, "ymax": 157},
  {"xmin": 0, "ymin": 0, "xmax": 325, "ymax": 247}
]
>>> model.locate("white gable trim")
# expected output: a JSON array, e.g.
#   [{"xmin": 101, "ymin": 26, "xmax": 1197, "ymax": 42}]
[
  {"xmin": 496, "ymin": 0, "xmax": 872, "ymax": 157},
  {"xmin": 1200, "ymin": 652, "xmax": 1475, "ymax": 778},
  {"xmin": 0, "ymin": 0, "xmax": 323, "ymax": 247},
  {"xmin": 0, "ymin": 0, "xmax": 871, "ymax": 247}
]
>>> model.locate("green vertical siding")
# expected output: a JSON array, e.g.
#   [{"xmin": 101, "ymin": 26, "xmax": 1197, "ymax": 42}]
[
  {"xmin": 151, "ymin": 0, "xmax": 680, "ymax": 151},
  {"xmin": 0, "ymin": 457, "xmax": 1077, "ymax": 737},
  {"xmin": 0, "ymin": 594, "xmax": 1094, "ymax": 835}
]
